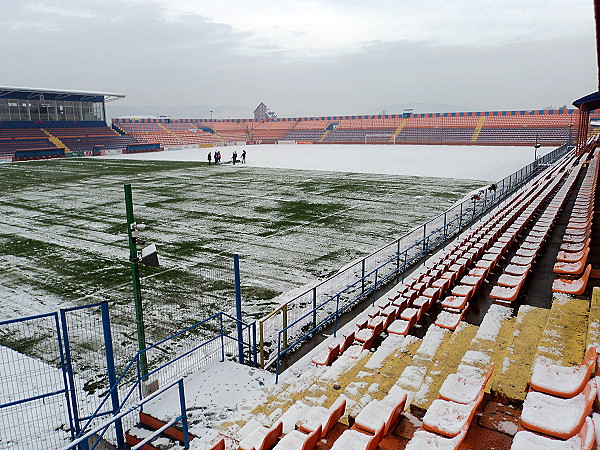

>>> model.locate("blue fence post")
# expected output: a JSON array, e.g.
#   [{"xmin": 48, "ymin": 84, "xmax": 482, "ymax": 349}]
[
  {"xmin": 54, "ymin": 313, "xmax": 77, "ymax": 443},
  {"xmin": 100, "ymin": 302, "xmax": 124, "ymax": 449},
  {"xmin": 396, "ymin": 239, "xmax": 400, "ymax": 273},
  {"xmin": 178, "ymin": 379, "xmax": 190, "ymax": 449},
  {"xmin": 312, "ymin": 287, "xmax": 317, "ymax": 329},
  {"xmin": 422, "ymin": 224, "xmax": 427, "ymax": 265},
  {"xmin": 219, "ymin": 313, "xmax": 225, "ymax": 362},
  {"xmin": 442, "ymin": 212, "xmax": 447, "ymax": 250},
  {"xmin": 59, "ymin": 310, "xmax": 89, "ymax": 450},
  {"xmin": 252, "ymin": 322, "xmax": 258, "ymax": 367},
  {"xmin": 372, "ymin": 270, "xmax": 378, "ymax": 304},
  {"xmin": 402, "ymin": 251, "xmax": 407, "ymax": 282},
  {"xmin": 458, "ymin": 201, "xmax": 463, "ymax": 232},
  {"xmin": 234, "ymin": 254, "xmax": 244, "ymax": 365},
  {"xmin": 361, "ymin": 259, "xmax": 366, "ymax": 294},
  {"xmin": 275, "ymin": 334, "xmax": 282, "ymax": 384}
]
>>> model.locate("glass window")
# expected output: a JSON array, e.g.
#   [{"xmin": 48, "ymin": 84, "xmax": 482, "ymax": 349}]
[
  {"xmin": 0, "ymin": 99, "xmax": 9, "ymax": 120},
  {"xmin": 9, "ymin": 101, "xmax": 20, "ymax": 120},
  {"xmin": 20, "ymin": 102, "xmax": 31, "ymax": 121}
]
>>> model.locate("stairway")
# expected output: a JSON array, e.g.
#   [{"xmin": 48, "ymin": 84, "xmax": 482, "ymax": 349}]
[
  {"xmin": 471, "ymin": 117, "xmax": 486, "ymax": 142},
  {"xmin": 125, "ymin": 412, "xmax": 196, "ymax": 449},
  {"xmin": 318, "ymin": 129, "xmax": 331, "ymax": 142},
  {"xmin": 41, "ymin": 129, "xmax": 69, "ymax": 152},
  {"xmin": 158, "ymin": 124, "xmax": 185, "ymax": 145},
  {"xmin": 390, "ymin": 119, "xmax": 408, "ymax": 143}
]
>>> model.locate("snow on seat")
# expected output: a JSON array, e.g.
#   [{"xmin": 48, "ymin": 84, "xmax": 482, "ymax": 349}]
[
  {"xmin": 511, "ymin": 416, "xmax": 595, "ymax": 450},
  {"xmin": 460, "ymin": 275, "xmax": 484, "ymax": 287},
  {"xmin": 387, "ymin": 319, "xmax": 411, "ymax": 336},
  {"xmin": 450, "ymin": 284, "xmax": 476, "ymax": 299},
  {"xmin": 521, "ymin": 241, "xmax": 541, "ymax": 251},
  {"xmin": 481, "ymin": 252, "xmax": 500, "ymax": 262},
  {"xmin": 520, "ymin": 378, "xmax": 597, "ymax": 440},
  {"xmin": 421, "ymin": 390, "xmax": 484, "ymax": 438},
  {"xmin": 515, "ymin": 247, "xmax": 537, "ymax": 258},
  {"xmin": 312, "ymin": 343, "xmax": 340, "ymax": 366},
  {"xmin": 431, "ymin": 277, "xmax": 451, "ymax": 291},
  {"xmin": 557, "ymin": 247, "xmax": 590, "ymax": 263},
  {"xmin": 475, "ymin": 259, "xmax": 496, "ymax": 270},
  {"xmin": 490, "ymin": 284, "xmax": 522, "ymax": 304},
  {"xmin": 567, "ymin": 219, "xmax": 592, "ymax": 230},
  {"xmin": 510, "ymin": 255, "xmax": 535, "ymax": 266},
  {"xmin": 563, "ymin": 232, "xmax": 590, "ymax": 244},
  {"xmin": 497, "ymin": 273, "xmax": 526, "ymax": 288},
  {"xmin": 405, "ymin": 428, "xmax": 467, "ymax": 450},
  {"xmin": 272, "ymin": 426, "xmax": 321, "ymax": 450},
  {"xmin": 468, "ymin": 267, "xmax": 488, "ymax": 277},
  {"xmin": 554, "ymin": 248, "xmax": 590, "ymax": 275},
  {"xmin": 434, "ymin": 309, "xmax": 466, "ymax": 331},
  {"xmin": 238, "ymin": 421, "xmax": 283, "ymax": 450},
  {"xmin": 400, "ymin": 308, "xmax": 420, "ymax": 325},
  {"xmin": 422, "ymin": 287, "xmax": 442, "ymax": 301},
  {"xmin": 412, "ymin": 296, "xmax": 432, "ymax": 315},
  {"xmin": 354, "ymin": 390, "xmax": 407, "ymax": 435},
  {"xmin": 367, "ymin": 316, "xmax": 386, "ymax": 330},
  {"xmin": 441, "ymin": 296, "xmax": 468, "ymax": 311},
  {"xmin": 505, "ymin": 263, "xmax": 532, "ymax": 277},
  {"xmin": 565, "ymin": 227, "xmax": 590, "ymax": 237},
  {"xmin": 328, "ymin": 331, "xmax": 355, "ymax": 353},
  {"xmin": 438, "ymin": 365, "xmax": 494, "ymax": 404},
  {"xmin": 330, "ymin": 427, "xmax": 383, "ymax": 450},
  {"xmin": 530, "ymin": 346, "xmax": 597, "ymax": 398},
  {"xmin": 560, "ymin": 238, "xmax": 591, "ymax": 253},
  {"xmin": 355, "ymin": 327, "xmax": 376, "ymax": 344},
  {"xmin": 298, "ymin": 398, "xmax": 346, "ymax": 437}
]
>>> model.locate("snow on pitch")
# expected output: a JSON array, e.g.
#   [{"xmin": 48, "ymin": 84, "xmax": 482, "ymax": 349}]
[{"xmin": 106, "ymin": 143, "xmax": 551, "ymax": 181}]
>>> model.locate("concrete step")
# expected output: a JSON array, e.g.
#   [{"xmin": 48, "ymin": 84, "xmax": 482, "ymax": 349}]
[
  {"xmin": 494, "ymin": 304, "xmax": 550, "ymax": 402},
  {"xmin": 397, "ymin": 321, "xmax": 479, "ymax": 410},
  {"xmin": 587, "ymin": 287, "xmax": 600, "ymax": 350},
  {"xmin": 534, "ymin": 295, "xmax": 589, "ymax": 367}
]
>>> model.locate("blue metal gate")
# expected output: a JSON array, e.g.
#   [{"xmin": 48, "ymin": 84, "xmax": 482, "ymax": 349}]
[{"xmin": 0, "ymin": 302, "xmax": 121, "ymax": 449}]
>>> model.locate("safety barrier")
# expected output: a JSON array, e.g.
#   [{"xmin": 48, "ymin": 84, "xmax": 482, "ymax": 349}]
[
  {"xmin": 261, "ymin": 144, "xmax": 572, "ymax": 375},
  {"xmin": 70, "ymin": 311, "xmax": 256, "ymax": 448}
]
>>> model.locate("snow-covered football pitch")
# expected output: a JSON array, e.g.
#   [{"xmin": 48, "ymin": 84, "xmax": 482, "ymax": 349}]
[{"xmin": 0, "ymin": 144, "xmax": 547, "ymax": 366}]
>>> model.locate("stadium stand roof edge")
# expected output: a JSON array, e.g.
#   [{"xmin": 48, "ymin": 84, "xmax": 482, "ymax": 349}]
[{"xmin": 0, "ymin": 86, "xmax": 125, "ymax": 102}]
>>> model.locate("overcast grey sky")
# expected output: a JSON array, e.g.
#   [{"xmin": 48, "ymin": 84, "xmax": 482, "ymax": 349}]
[{"xmin": 1, "ymin": 0, "xmax": 598, "ymax": 119}]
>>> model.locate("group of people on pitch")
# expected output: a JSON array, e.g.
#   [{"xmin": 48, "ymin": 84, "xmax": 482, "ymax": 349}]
[{"xmin": 207, "ymin": 149, "xmax": 246, "ymax": 165}]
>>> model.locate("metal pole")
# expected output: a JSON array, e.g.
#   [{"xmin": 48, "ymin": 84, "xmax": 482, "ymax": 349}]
[
  {"xmin": 124, "ymin": 184, "xmax": 148, "ymax": 378},
  {"xmin": 101, "ymin": 302, "xmax": 124, "ymax": 448},
  {"xmin": 234, "ymin": 254, "xmax": 244, "ymax": 365}
]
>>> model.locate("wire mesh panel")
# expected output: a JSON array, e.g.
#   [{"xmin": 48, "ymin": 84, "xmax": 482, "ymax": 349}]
[{"xmin": 0, "ymin": 313, "xmax": 72, "ymax": 449}]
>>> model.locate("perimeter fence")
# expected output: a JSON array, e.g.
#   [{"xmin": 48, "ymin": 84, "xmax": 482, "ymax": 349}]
[
  {"xmin": 259, "ymin": 144, "xmax": 573, "ymax": 376},
  {"xmin": 0, "ymin": 301, "xmax": 255, "ymax": 449}
]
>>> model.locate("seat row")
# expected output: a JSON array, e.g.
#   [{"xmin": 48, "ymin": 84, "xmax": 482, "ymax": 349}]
[
  {"xmin": 553, "ymin": 153, "xmax": 599, "ymax": 295},
  {"xmin": 487, "ymin": 157, "xmax": 584, "ymax": 304},
  {"xmin": 406, "ymin": 365, "xmax": 494, "ymax": 449},
  {"xmin": 511, "ymin": 347, "xmax": 598, "ymax": 449}
]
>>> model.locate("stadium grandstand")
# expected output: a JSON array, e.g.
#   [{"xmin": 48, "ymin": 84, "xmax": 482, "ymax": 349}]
[
  {"xmin": 0, "ymin": 87, "xmax": 159, "ymax": 161},
  {"xmin": 112, "ymin": 108, "xmax": 597, "ymax": 148}
]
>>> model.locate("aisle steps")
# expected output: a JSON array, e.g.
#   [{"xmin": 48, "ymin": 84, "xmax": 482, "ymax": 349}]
[
  {"xmin": 495, "ymin": 305, "xmax": 550, "ymax": 402},
  {"xmin": 533, "ymin": 295, "xmax": 589, "ymax": 367}
]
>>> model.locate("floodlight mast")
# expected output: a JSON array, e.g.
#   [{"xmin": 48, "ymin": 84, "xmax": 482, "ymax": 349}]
[{"xmin": 124, "ymin": 184, "xmax": 148, "ymax": 378}]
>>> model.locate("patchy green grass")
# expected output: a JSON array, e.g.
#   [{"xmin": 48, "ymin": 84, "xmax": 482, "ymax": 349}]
[{"xmin": 0, "ymin": 157, "xmax": 483, "ymax": 368}]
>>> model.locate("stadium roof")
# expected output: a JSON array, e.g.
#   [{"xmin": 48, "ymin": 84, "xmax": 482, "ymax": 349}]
[
  {"xmin": 573, "ymin": 91, "xmax": 600, "ymax": 110},
  {"xmin": 0, "ymin": 86, "xmax": 125, "ymax": 103}
]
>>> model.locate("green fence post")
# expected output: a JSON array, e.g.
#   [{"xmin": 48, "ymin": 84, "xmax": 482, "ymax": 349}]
[{"xmin": 124, "ymin": 184, "xmax": 148, "ymax": 379}]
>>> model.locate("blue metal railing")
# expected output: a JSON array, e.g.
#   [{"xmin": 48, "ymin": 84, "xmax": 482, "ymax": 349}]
[
  {"xmin": 61, "ymin": 379, "xmax": 189, "ymax": 450},
  {"xmin": 70, "ymin": 311, "xmax": 256, "ymax": 449},
  {"xmin": 264, "ymin": 144, "xmax": 573, "ymax": 377}
]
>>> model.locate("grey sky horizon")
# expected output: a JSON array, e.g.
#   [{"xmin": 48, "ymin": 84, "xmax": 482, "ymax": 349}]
[{"xmin": 2, "ymin": 0, "xmax": 598, "ymax": 120}]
